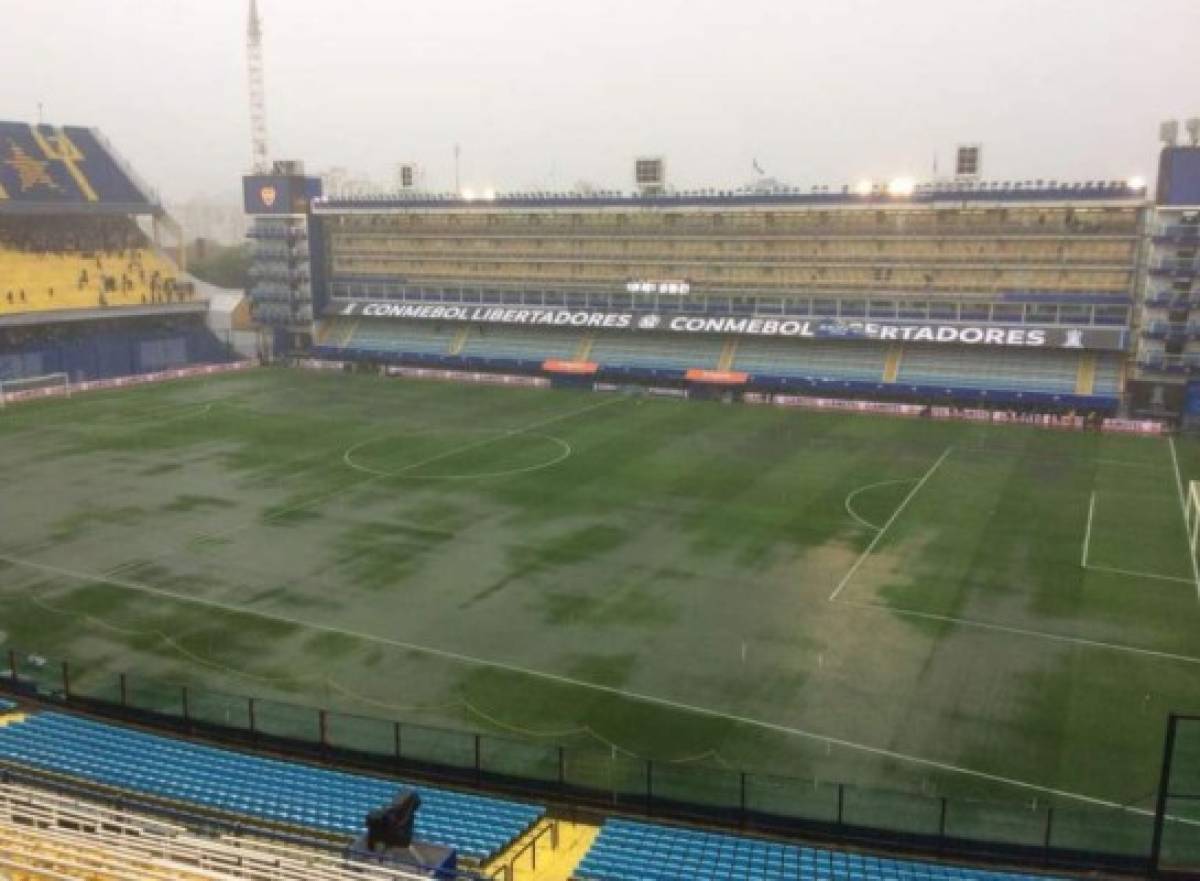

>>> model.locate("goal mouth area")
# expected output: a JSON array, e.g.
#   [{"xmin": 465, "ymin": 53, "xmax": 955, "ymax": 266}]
[
  {"xmin": 1184, "ymin": 481, "xmax": 1200, "ymax": 585},
  {"xmin": 0, "ymin": 373, "xmax": 71, "ymax": 406}
]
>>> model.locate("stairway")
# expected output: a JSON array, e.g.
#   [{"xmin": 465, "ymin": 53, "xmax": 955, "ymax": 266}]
[
  {"xmin": 573, "ymin": 334, "xmax": 595, "ymax": 362},
  {"xmin": 484, "ymin": 816, "xmax": 601, "ymax": 881},
  {"xmin": 717, "ymin": 338, "xmax": 739, "ymax": 371}
]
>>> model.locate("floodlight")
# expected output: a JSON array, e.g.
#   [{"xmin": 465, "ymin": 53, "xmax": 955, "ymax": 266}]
[
  {"xmin": 1127, "ymin": 176, "xmax": 1147, "ymax": 191},
  {"xmin": 854, "ymin": 179, "xmax": 873, "ymax": 196},
  {"xmin": 887, "ymin": 177, "xmax": 916, "ymax": 196}
]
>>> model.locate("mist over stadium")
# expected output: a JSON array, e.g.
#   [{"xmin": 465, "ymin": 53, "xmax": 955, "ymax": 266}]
[{"xmin": 1, "ymin": 1, "xmax": 1200, "ymax": 880}]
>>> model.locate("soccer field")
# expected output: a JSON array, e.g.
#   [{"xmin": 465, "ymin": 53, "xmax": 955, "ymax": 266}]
[{"xmin": 2, "ymin": 367, "xmax": 1199, "ymax": 827}]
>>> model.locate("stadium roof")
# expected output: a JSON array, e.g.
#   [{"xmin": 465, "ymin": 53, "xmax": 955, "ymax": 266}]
[{"xmin": 314, "ymin": 180, "xmax": 1150, "ymax": 212}]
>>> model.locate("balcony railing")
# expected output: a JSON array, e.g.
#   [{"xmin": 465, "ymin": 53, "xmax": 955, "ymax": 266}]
[
  {"xmin": 1138, "ymin": 353, "xmax": 1200, "ymax": 374},
  {"xmin": 1148, "ymin": 257, "xmax": 1200, "ymax": 275},
  {"xmin": 1142, "ymin": 321, "xmax": 1200, "ymax": 340},
  {"xmin": 1151, "ymin": 223, "xmax": 1200, "ymax": 241}
]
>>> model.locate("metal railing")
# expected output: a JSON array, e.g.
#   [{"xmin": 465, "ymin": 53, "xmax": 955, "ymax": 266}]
[{"xmin": 0, "ymin": 649, "xmax": 1176, "ymax": 875}]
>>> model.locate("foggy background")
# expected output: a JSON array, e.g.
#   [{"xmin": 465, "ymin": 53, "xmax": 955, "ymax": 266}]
[{"xmin": 4, "ymin": 0, "xmax": 1198, "ymax": 206}]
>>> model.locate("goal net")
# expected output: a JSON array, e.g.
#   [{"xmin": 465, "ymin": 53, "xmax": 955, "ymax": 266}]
[
  {"xmin": 0, "ymin": 373, "xmax": 71, "ymax": 407},
  {"xmin": 1185, "ymin": 481, "xmax": 1200, "ymax": 569}
]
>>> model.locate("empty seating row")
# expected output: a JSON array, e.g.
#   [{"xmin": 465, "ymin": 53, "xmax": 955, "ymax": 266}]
[
  {"xmin": 589, "ymin": 332, "xmax": 722, "ymax": 370},
  {"xmin": 734, "ymin": 340, "xmax": 888, "ymax": 381},
  {"xmin": 576, "ymin": 818, "xmax": 1061, "ymax": 881},
  {"xmin": 461, "ymin": 326, "xmax": 580, "ymax": 360},
  {"xmin": 896, "ymin": 347, "xmax": 1081, "ymax": 394},
  {"xmin": 0, "ymin": 712, "xmax": 542, "ymax": 861},
  {"xmin": 317, "ymin": 319, "xmax": 1117, "ymax": 401},
  {"xmin": 0, "ymin": 781, "xmax": 427, "ymax": 881},
  {"xmin": 1091, "ymin": 354, "xmax": 1122, "ymax": 395},
  {"xmin": 348, "ymin": 321, "xmax": 456, "ymax": 355}
]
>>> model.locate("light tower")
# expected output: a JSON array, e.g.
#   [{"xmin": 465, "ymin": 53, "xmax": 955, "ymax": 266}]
[{"xmin": 246, "ymin": 0, "xmax": 269, "ymax": 172}]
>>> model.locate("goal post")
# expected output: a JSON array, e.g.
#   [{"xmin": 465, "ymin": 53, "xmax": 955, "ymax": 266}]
[
  {"xmin": 0, "ymin": 372, "xmax": 71, "ymax": 408},
  {"xmin": 1185, "ymin": 481, "xmax": 1200, "ymax": 570}
]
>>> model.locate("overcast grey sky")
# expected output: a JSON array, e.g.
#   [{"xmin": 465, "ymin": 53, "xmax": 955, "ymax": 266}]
[{"xmin": 4, "ymin": 0, "xmax": 1198, "ymax": 202}]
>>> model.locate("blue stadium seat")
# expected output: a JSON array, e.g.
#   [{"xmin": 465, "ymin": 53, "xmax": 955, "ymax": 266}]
[
  {"xmin": 897, "ymin": 347, "xmax": 1081, "ymax": 394},
  {"xmin": 576, "ymin": 818, "xmax": 1063, "ymax": 881},
  {"xmin": 0, "ymin": 712, "xmax": 543, "ymax": 861},
  {"xmin": 734, "ymin": 340, "xmax": 887, "ymax": 382},
  {"xmin": 461, "ymin": 326, "xmax": 581, "ymax": 361},
  {"xmin": 590, "ymin": 333, "xmax": 722, "ymax": 370}
]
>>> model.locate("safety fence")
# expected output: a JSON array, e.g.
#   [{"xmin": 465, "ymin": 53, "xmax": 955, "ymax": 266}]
[{"xmin": 0, "ymin": 649, "xmax": 1191, "ymax": 876}]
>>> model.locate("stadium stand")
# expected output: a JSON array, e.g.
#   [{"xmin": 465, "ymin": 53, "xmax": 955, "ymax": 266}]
[
  {"xmin": 0, "ymin": 779, "xmax": 428, "ymax": 881},
  {"xmin": 461, "ymin": 326, "xmax": 581, "ymax": 361},
  {"xmin": 895, "ymin": 347, "xmax": 1086, "ymax": 394},
  {"xmin": 300, "ymin": 182, "xmax": 1144, "ymax": 411},
  {"xmin": 575, "ymin": 818, "xmax": 1063, "ymax": 881},
  {"xmin": 0, "ymin": 316, "xmax": 231, "ymax": 382},
  {"xmin": 0, "ymin": 122, "xmax": 153, "ymax": 209},
  {"xmin": 0, "ymin": 119, "xmax": 236, "ymax": 384},
  {"xmin": 734, "ymin": 340, "xmax": 889, "ymax": 382},
  {"xmin": 350, "ymin": 320, "xmax": 457, "ymax": 356},
  {"xmin": 0, "ymin": 711, "xmax": 543, "ymax": 862},
  {"xmin": 0, "ymin": 216, "xmax": 189, "ymax": 314},
  {"xmin": 588, "ymin": 332, "xmax": 723, "ymax": 371}
]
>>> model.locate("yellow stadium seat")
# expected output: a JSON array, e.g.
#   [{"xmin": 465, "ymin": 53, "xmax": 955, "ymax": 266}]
[{"xmin": 0, "ymin": 246, "xmax": 190, "ymax": 315}]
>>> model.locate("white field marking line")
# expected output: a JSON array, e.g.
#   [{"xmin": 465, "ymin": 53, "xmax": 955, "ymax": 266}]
[
  {"xmin": 843, "ymin": 479, "xmax": 917, "ymax": 532},
  {"xmin": 1081, "ymin": 488, "xmax": 1193, "ymax": 587},
  {"xmin": 0, "ymin": 549, "xmax": 1182, "ymax": 816},
  {"xmin": 99, "ymin": 394, "xmax": 623, "ymax": 576},
  {"xmin": 828, "ymin": 447, "xmax": 952, "ymax": 602},
  {"xmin": 1081, "ymin": 491, "xmax": 1095, "ymax": 568},
  {"xmin": 1083, "ymin": 563, "xmax": 1196, "ymax": 586},
  {"xmin": 834, "ymin": 597, "xmax": 1200, "ymax": 665},
  {"xmin": 138, "ymin": 402, "xmax": 214, "ymax": 426},
  {"xmin": 342, "ymin": 431, "xmax": 572, "ymax": 481},
  {"xmin": 1168, "ymin": 436, "xmax": 1200, "ymax": 600}
]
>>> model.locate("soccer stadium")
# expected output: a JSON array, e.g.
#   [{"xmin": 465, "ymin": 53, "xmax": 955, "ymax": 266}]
[{"xmin": 3, "ymin": 3, "xmax": 1200, "ymax": 881}]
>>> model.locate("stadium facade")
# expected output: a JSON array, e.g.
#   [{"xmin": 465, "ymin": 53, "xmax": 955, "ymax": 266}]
[{"xmin": 245, "ymin": 143, "xmax": 1200, "ymax": 420}]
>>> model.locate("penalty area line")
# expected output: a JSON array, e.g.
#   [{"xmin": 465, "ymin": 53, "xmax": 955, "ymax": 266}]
[
  {"xmin": 0, "ymin": 548, "xmax": 1178, "ymax": 816},
  {"xmin": 1168, "ymin": 436, "xmax": 1200, "ymax": 601},
  {"xmin": 1081, "ymin": 486, "xmax": 1194, "ymax": 589},
  {"xmin": 1081, "ymin": 491, "xmax": 1095, "ymax": 569},
  {"xmin": 1083, "ymin": 563, "xmax": 1195, "ymax": 587},
  {"xmin": 834, "ymin": 597, "xmax": 1200, "ymax": 665},
  {"xmin": 829, "ymin": 447, "xmax": 952, "ymax": 602}
]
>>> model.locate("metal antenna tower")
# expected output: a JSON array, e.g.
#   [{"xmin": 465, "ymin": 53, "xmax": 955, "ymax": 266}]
[{"xmin": 247, "ymin": 0, "xmax": 269, "ymax": 172}]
